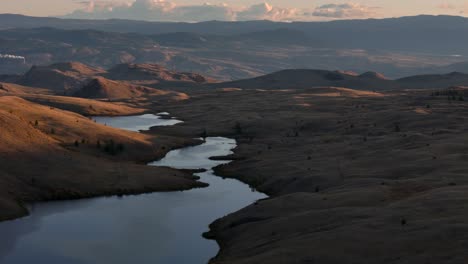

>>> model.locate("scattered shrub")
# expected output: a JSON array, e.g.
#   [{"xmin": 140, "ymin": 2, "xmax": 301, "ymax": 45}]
[
  {"xmin": 200, "ymin": 128, "xmax": 207, "ymax": 139},
  {"xmin": 234, "ymin": 122, "xmax": 243, "ymax": 134},
  {"xmin": 394, "ymin": 122, "xmax": 401, "ymax": 132},
  {"xmin": 103, "ymin": 140, "xmax": 125, "ymax": 155}
]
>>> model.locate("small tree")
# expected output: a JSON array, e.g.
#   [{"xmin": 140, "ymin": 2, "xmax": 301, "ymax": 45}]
[
  {"xmin": 401, "ymin": 218, "xmax": 407, "ymax": 226},
  {"xmin": 117, "ymin": 143, "xmax": 125, "ymax": 152},
  {"xmin": 200, "ymin": 128, "xmax": 207, "ymax": 139},
  {"xmin": 234, "ymin": 122, "xmax": 243, "ymax": 134},
  {"xmin": 394, "ymin": 122, "xmax": 401, "ymax": 133},
  {"xmin": 104, "ymin": 140, "xmax": 116, "ymax": 154}
]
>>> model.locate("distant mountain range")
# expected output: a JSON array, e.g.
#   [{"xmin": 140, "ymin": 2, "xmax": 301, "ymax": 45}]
[
  {"xmin": 1, "ymin": 15, "xmax": 468, "ymax": 80},
  {"xmin": 1, "ymin": 14, "xmax": 468, "ymax": 54}
]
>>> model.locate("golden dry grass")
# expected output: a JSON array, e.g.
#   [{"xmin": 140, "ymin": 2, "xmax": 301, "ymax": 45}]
[{"xmin": 0, "ymin": 96, "xmax": 203, "ymax": 221}]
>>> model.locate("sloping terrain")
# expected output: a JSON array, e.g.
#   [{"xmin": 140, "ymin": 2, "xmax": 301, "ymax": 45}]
[
  {"xmin": 0, "ymin": 81, "xmax": 146, "ymax": 116},
  {"xmin": 105, "ymin": 63, "xmax": 214, "ymax": 83},
  {"xmin": 9, "ymin": 62, "xmax": 215, "ymax": 94},
  {"xmin": 0, "ymin": 82, "xmax": 51, "ymax": 95},
  {"xmin": 21, "ymin": 94, "xmax": 146, "ymax": 116},
  {"xmin": 214, "ymin": 69, "xmax": 397, "ymax": 90},
  {"xmin": 0, "ymin": 96, "xmax": 202, "ymax": 221},
  {"xmin": 17, "ymin": 62, "xmax": 105, "ymax": 94},
  {"xmin": 214, "ymin": 69, "xmax": 468, "ymax": 91},
  {"xmin": 74, "ymin": 76, "xmax": 190, "ymax": 102},
  {"xmin": 397, "ymin": 72, "xmax": 468, "ymax": 89},
  {"xmin": 75, "ymin": 77, "xmax": 158, "ymax": 99},
  {"xmin": 147, "ymin": 86, "xmax": 468, "ymax": 264}
]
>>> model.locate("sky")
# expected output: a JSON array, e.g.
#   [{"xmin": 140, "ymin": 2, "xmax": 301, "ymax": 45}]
[{"xmin": 1, "ymin": 0, "xmax": 467, "ymax": 21}]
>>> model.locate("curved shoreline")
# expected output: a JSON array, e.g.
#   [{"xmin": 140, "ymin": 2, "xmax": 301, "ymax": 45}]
[
  {"xmin": 0, "ymin": 113, "xmax": 202, "ymax": 222},
  {"xmin": 0, "ymin": 115, "xmax": 267, "ymax": 264}
]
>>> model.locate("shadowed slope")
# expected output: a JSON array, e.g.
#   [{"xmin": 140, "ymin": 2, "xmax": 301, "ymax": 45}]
[
  {"xmin": 0, "ymin": 82, "xmax": 51, "ymax": 95},
  {"xmin": 0, "ymin": 81, "xmax": 145, "ymax": 116},
  {"xmin": 75, "ymin": 77, "xmax": 159, "ymax": 99},
  {"xmin": 74, "ymin": 76, "xmax": 190, "ymax": 101},
  {"xmin": 397, "ymin": 72, "xmax": 468, "ymax": 89},
  {"xmin": 18, "ymin": 62, "xmax": 105, "ymax": 94},
  {"xmin": 0, "ymin": 96, "xmax": 203, "ymax": 221},
  {"xmin": 215, "ymin": 69, "xmax": 396, "ymax": 90},
  {"xmin": 106, "ymin": 63, "xmax": 215, "ymax": 83},
  {"xmin": 214, "ymin": 69, "xmax": 468, "ymax": 91}
]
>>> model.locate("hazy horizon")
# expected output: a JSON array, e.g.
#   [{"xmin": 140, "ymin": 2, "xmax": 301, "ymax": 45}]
[{"xmin": 1, "ymin": 0, "xmax": 467, "ymax": 22}]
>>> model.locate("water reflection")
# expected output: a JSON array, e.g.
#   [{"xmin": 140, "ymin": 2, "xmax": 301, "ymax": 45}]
[
  {"xmin": 93, "ymin": 114, "xmax": 182, "ymax": 132},
  {"xmin": 0, "ymin": 115, "xmax": 266, "ymax": 264}
]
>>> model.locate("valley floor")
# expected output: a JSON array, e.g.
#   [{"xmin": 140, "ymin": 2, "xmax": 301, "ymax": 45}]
[
  {"xmin": 2, "ymin": 84, "xmax": 468, "ymax": 263},
  {"xmin": 149, "ymin": 87, "xmax": 468, "ymax": 264}
]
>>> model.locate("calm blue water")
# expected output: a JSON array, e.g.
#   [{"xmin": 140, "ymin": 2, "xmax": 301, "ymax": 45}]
[
  {"xmin": 0, "ymin": 114, "xmax": 266, "ymax": 264},
  {"xmin": 93, "ymin": 113, "xmax": 182, "ymax": 132}
]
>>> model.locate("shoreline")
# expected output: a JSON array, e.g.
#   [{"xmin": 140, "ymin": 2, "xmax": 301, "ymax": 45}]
[
  {"xmin": 0, "ymin": 110, "xmax": 207, "ymax": 223},
  {"xmin": 1, "ymin": 135, "xmax": 266, "ymax": 264}
]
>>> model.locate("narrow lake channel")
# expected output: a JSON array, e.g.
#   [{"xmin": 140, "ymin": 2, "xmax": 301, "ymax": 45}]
[{"xmin": 0, "ymin": 114, "xmax": 267, "ymax": 264}]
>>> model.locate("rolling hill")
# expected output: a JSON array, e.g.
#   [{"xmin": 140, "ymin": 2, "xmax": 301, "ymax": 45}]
[
  {"xmin": 0, "ymin": 96, "xmax": 203, "ymax": 221},
  {"xmin": 105, "ymin": 63, "xmax": 215, "ymax": 85},
  {"xmin": 214, "ymin": 69, "xmax": 468, "ymax": 90},
  {"xmin": 74, "ymin": 76, "xmax": 188, "ymax": 101},
  {"xmin": 17, "ymin": 62, "xmax": 105, "ymax": 94}
]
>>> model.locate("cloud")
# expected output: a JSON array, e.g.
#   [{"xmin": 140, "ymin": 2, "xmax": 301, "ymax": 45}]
[
  {"xmin": 174, "ymin": 3, "xmax": 237, "ymax": 21},
  {"xmin": 312, "ymin": 3, "xmax": 378, "ymax": 18},
  {"xmin": 67, "ymin": 1, "xmax": 379, "ymax": 22},
  {"xmin": 67, "ymin": 1, "xmax": 310, "ymax": 21},
  {"xmin": 436, "ymin": 2, "xmax": 468, "ymax": 15},
  {"xmin": 70, "ymin": 0, "xmax": 180, "ymax": 21},
  {"xmin": 437, "ymin": 3, "xmax": 457, "ymax": 10},
  {"xmin": 237, "ymin": 3, "xmax": 303, "ymax": 21}
]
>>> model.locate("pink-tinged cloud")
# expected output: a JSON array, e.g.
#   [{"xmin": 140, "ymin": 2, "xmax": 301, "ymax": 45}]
[
  {"xmin": 67, "ymin": 1, "xmax": 316, "ymax": 21},
  {"xmin": 312, "ymin": 3, "xmax": 379, "ymax": 18},
  {"xmin": 437, "ymin": 2, "xmax": 457, "ymax": 10},
  {"xmin": 436, "ymin": 2, "xmax": 468, "ymax": 15}
]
